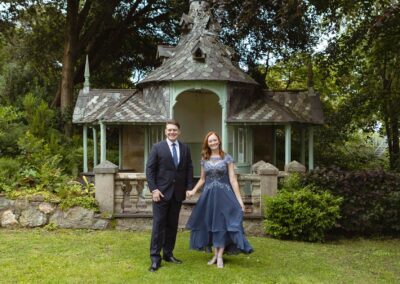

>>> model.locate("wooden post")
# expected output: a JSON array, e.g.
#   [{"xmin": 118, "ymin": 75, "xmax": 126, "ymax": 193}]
[
  {"xmin": 308, "ymin": 127, "xmax": 314, "ymax": 170},
  {"xmin": 100, "ymin": 121, "xmax": 106, "ymax": 163},
  {"xmin": 83, "ymin": 125, "xmax": 88, "ymax": 172},
  {"xmin": 285, "ymin": 124, "xmax": 292, "ymax": 166}
]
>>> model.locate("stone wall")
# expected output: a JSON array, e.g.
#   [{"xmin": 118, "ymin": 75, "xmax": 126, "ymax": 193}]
[
  {"xmin": 0, "ymin": 194, "xmax": 265, "ymax": 235},
  {"xmin": 0, "ymin": 194, "xmax": 109, "ymax": 230}
]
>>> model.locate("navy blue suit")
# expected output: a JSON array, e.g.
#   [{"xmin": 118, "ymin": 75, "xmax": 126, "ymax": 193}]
[{"xmin": 146, "ymin": 140, "xmax": 193, "ymax": 263}]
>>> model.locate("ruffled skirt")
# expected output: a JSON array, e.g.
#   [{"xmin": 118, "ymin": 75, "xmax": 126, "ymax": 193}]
[{"xmin": 186, "ymin": 181, "xmax": 253, "ymax": 254}]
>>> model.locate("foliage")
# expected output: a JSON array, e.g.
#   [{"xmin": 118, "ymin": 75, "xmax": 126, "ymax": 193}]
[
  {"xmin": 57, "ymin": 180, "xmax": 97, "ymax": 211},
  {"xmin": 303, "ymin": 167, "xmax": 400, "ymax": 235},
  {"xmin": 264, "ymin": 173, "xmax": 342, "ymax": 242},
  {"xmin": 315, "ymin": 131, "xmax": 388, "ymax": 170},
  {"xmin": 44, "ymin": 222, "xmax": 59, "ymax": 231},
  {"xmin": 317, "ymin": 1, "xmax": 400, "ymax": 171},
  {"xmin": 0, "ymin": 95, "xmax": 95, "ymax": 211}
]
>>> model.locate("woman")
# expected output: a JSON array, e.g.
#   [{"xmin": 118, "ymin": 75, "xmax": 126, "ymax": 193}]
[{"xmin": 186, "ymin": 131, "xmax": 253, "ymax": 268}]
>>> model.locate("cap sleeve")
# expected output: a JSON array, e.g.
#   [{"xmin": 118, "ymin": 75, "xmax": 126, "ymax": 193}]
[
  {"xmin": 225, "ymin": 154, "xmax": 234, "ymax": 164},
  {"xmin": 200, "ymin": 159, "xmax": 205, "ymax": 167}
]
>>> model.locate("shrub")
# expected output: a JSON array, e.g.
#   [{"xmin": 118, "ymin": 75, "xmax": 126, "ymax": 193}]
[
  {"xmin": 264, "ymin": 174, "xmax": 342, "ymax": 242},
  {"xmin": 303, "ymin": 168, "xmax": 400, "ymax": 235}
]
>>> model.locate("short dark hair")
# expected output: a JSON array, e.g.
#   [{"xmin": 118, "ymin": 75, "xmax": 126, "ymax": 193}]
[{"xmin": 165, "ymin": 119, "xmax": 180, "ymax": 129}]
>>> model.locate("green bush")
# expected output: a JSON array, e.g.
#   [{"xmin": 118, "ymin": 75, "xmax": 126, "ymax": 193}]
[
  {"xmin": 264, "ymin": 174, "xmax": 342, "ymax": 242},
  {"xmin": 303, "ymin": 168, "xmax": 400, "ymax": 235}
]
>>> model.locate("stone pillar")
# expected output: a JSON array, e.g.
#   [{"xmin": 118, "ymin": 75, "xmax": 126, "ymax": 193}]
[
  {"xmin": 252, "ymin": 161, "xmax": 279, "ymax": 196},
  {"xmin": 284, "ymin": 160, "xmax": 306, "ymax": 174},
  {"xmin": 94, "ymin": 161, "xmax": 119, "ymax": 213},
  {"xmin": 257, "ymin": 163, "xmax": 279, "ymax": 196}
]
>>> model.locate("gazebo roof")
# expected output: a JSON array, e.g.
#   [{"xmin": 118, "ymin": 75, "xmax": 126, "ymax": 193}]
[
  {"xmin": 72, "ymin": 89, "xmax": 167, "ymax": 124},
  {"xmin": 227, "ymin": 91, "xmax": 324, "ymax": 125},
  {"xmin": 138, "ymin": 1, "xmax": 258, "ymax": 86}
]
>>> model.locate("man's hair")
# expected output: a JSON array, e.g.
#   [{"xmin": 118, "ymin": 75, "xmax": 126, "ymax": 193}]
[{"xmin": 165, "ymin": 119, "xmax": 180, "ymax": 129}]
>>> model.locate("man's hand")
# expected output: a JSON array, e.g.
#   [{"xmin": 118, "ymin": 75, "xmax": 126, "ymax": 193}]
[
  {"xmin": 186, "ymin": 190, "xmax": 195, "ymax": 198},
  {"xmin": 152, "ymin": 189, "xmax": 164, "ymax": 202}
]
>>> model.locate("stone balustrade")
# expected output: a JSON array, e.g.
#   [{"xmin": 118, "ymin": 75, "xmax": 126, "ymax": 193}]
[
  {"xmin": 0, "ymin": 160, "xmax": 306, "ymax": 235},
  {"xmin": 93, "ymin": 160, "xmax": 281, "ymax": 219}
]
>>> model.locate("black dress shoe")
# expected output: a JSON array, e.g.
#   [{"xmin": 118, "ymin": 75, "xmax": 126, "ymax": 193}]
[
  {"xmin": 148, "ymin": 262, "xmax": 160, "ymax": 272},
  {"xmin": 163, "ymin": 256, "xmax": 182, "ymax": 264}
]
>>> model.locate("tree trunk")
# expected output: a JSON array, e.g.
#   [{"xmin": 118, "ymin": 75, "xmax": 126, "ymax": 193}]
[{"xmin": 60, "ymin": 0, "xmax": 79, "ymax": 135}]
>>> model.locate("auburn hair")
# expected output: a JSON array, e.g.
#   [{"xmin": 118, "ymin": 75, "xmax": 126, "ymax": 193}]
[{"xmin": 201, "ymin": 131, "xmax": 225, "ymax": 160}]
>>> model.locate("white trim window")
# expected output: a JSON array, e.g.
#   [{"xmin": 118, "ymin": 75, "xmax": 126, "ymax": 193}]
[
  {"xmin": 149, "ymin": 125, "xmax": 164, "ymax": 149},
  {"xmin": 237, "ymin": 127, "xmax": 246, "ymax": 163}
]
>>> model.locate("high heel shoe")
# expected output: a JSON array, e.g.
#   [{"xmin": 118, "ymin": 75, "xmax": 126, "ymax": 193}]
[
  {"xmin": 217, "ymin": 257, "xmax": 224, "ymax": 268},
  {"xmin": 207, "ymin": 255, "xmax": 217, "ymax": 265}
]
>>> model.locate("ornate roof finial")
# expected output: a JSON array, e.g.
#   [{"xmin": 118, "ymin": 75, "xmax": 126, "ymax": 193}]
[{"xmin": 83, "ymin": 55, "xmax": 90, "ymax": 94}]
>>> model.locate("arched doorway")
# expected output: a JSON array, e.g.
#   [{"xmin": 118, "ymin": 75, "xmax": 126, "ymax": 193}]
[{"xmin": 173, "ymin": 91, "xmax": 221, "ymax": 176}]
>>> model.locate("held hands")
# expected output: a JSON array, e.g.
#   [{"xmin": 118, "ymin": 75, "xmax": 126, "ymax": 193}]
[
  {"xmin": 239, "ymin": 200, "xmax": 245, "ymax": 212},
  {"xmin": 152, "ymin": 189, "xmax": 164, "ymax": 202},
  {"xmin": 186, "ymin": 190, "xmax": 196, "ymax": 198}
]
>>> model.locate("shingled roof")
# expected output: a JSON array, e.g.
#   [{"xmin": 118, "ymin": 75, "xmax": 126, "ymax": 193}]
[
  {"xmin": 72, "ymin": 89, "xmax": 167, "ymax": 124},
  {"xmin": 138, "ymin": 1, "xmax": 258, "ymax": 86},
  {"xmin": 227, "ymin": 91, "xmax": 324, "ymax": 125}
]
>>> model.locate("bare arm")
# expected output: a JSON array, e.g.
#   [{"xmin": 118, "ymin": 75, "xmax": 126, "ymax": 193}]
[
  {"xmin": 228, "ymin": 163, "xmax": 245, "ymax": 211},
  {"xmin": 186, "ymin": 167, "xmax": 205, "ymax": 197}
]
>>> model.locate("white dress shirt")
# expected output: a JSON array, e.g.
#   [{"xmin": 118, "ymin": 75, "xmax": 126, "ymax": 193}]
[{"xmin": 166, "ymin": 139, "xmax": 180, "ymax": 164}]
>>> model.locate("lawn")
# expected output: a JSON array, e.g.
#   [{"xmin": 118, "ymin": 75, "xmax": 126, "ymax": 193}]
[{"xmin": 0, "ymin": 229, "xmax": 399, "ymax": 284}]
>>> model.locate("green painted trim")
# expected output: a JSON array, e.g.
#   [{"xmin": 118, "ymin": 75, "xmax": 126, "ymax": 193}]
[
  {"xmin": 92, "ymin": 127, "xmax": 98, "ymax": 168},
  {"xmin": 144, "ymin": 127, "xmax": 149, "ymax": 170},
  {"xmin": 301, "ymin": 127, "xmax": 306, "ymax": 165},
  {"xmin": 100, "ymin": 121, "xmax": 106, "ymax": 163},
  {"xmin": 119, "ymin": 126, "xmax": 123, "ymax": 170},
  {"xmin": 83, "ymin": 125, "xmax": 88, "ymax": 172},
  {"xmin": 285, "ymin": 124, "xmax": 292, "ymax": 165},
  {"xmin": 232, "ymin": 126, "xmax": 237, "ymax": 161},
  {"xmin": 308, "ymin": 127, "xmax": 314, "ymax": 170},
  {"xmin": 170, "ymin": 81, "xmax": 228, "ymax": 150},
  {"xmin": 247, "ymin": 127, "xmax": 253, "ymax": 165}
]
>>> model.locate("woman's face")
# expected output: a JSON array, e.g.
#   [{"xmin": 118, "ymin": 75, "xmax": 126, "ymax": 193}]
[{"xmin": 207, "ymin": 134, "xmax": 220, "ymax": 151}]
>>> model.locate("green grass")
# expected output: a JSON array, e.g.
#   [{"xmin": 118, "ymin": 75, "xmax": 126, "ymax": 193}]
[{"xmin": 0, "ymin": 229, "xmax": 399, "ymax": 284}]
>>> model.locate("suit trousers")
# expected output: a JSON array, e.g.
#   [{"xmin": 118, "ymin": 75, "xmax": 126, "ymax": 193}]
[{"xmin": 150, "ymin": 197, "xmax": 182, "ymax": 263}]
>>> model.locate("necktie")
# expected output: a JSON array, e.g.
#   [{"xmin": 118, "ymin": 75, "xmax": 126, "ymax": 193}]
[{"xmin": 172, "ymin": 143, "xmax": 178, "ymax": 167}]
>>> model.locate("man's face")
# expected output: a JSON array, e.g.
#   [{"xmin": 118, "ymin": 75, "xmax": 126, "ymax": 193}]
[{"xmin": 165, "ymin": 123, "xmax": 180, "ymax": 142}]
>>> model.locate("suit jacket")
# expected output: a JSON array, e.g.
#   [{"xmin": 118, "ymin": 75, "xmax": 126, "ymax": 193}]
[{"xmin": 146, "ymin": 140, "xmax": 194, "ymax": 201}]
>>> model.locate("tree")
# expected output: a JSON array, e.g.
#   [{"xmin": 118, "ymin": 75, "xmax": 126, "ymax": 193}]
[{"xmin": 319, "ymin": 1, "xmax": 400, "ymax": 170}]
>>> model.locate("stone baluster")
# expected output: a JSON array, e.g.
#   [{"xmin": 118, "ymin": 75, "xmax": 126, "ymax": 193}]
[
  {"xmin": 122, "ymin": 180, "xmax": 134, "ymax": 213},
  {"xmin": 136, "ymin": 180, "xmax": 146, "ymax": 211},
  {"xmin": 114, "ymin": 180, "xmax": 125, "ymax": 213},
  {"xmin": 143, "ymin": 181, "xmax": 153, "ymax": 213},
  {"xmin": 251, "ymin": 178, "xmax": 261, "ymax": 215}
]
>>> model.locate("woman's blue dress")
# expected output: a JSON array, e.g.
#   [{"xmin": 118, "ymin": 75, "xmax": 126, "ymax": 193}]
[{"xmin": 186, "ymin": 154, "xmax": 253, "ymax": 254}]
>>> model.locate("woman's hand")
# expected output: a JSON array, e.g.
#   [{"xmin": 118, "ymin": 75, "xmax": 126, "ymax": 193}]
[
  {"xmin": 186, "ymin": 190, "xmax": 195, "ymax": 198},
  {"xmin": 239, "ymin": 200, "xmax": 245, "ymax": 212}
]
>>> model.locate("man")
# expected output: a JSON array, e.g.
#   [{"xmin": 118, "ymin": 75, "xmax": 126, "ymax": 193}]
[{"xmin": 146, "ymin": 119, "xmax": 194, "ymax": 272}]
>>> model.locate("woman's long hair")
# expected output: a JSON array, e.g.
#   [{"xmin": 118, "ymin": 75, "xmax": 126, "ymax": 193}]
[{"xmin": 201, "ymin": 131, "xmax": 225, "ymax": 160}]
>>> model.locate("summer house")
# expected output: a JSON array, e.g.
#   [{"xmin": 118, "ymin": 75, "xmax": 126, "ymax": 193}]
[{"xmin": 72, "ymin": 0, "xmax": 324, "ymax": 177}]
